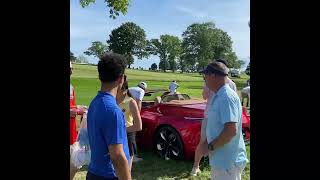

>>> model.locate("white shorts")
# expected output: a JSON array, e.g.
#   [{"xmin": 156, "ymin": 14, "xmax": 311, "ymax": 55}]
[{"xmin": 211, "ymin": 165, "xmax": 245, "ymax": 180}]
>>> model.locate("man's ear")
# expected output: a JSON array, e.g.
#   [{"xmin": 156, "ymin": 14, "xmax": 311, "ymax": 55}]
[{"xmin": 116, "ymin": 74, "xmax": 124, "ymax": 87}]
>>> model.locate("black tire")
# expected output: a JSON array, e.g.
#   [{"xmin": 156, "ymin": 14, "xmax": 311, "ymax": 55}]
[{"xmin": 154, "ymin": 126, "xmax": 184, "ymax": 160}]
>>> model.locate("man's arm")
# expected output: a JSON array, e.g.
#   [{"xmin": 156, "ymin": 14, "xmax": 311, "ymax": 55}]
[
  {"xmin": 108, "ymin": 144, "xmax": 132, "ymax": 180},
  {"xmin": 208, "ymin": 122, "xmax": 237, "ymax": 150},
  {"xmin": 102, "ymin": 110, "xmax": 131, "ymax": 180},
  {"xmin": 136, "ymin": 90, "xmax": 144, "ymax": 111},
  {"xmin": 208, "ymin": 97, "xmax": 238, "ymax": 151}
]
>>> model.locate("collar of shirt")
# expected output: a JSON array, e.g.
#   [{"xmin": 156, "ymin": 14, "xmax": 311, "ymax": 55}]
[
  {"xmin": 210, "ymin": 84, "xmax": 229, "ymax": 104},
  {"xmin": 98, "ymin": 91, "xmax": 116, "ymax": 103}
]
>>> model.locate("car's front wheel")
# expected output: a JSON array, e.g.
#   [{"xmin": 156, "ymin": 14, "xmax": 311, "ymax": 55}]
[{"xmin": 154, "ymin": 126, "xmax": 184, "ymax": 160}]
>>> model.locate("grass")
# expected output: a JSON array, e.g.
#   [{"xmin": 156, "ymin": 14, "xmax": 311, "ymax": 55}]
[
  {"xmin": 71, "ymin": 64, "xmax": 249, "ymax": 105},
  {"xmin": 71, "ymin": 64, "xmax": 250, "ymax": 180}
]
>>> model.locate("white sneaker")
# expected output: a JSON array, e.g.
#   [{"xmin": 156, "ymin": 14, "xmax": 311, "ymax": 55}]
[
  {"xmin": 133, "ymin": 156, "xmax": 143, "ymax": 163},
  {"xmin": 190, "ymin": 167, "xmax": 201, "ymax": 176}
]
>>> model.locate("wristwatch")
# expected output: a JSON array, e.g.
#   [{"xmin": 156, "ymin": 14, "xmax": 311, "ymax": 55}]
[{"xmin": 208, "ymin": 143, "xmax": 215, "ymax": 151}]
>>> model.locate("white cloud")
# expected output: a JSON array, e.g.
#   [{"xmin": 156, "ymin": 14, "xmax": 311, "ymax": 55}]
[{"xmin": 175, "ymin": 6, "xmax": 208, "ymax": 19}]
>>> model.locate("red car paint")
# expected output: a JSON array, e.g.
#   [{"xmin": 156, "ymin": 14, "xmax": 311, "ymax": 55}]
[{"xmin": 136, "ymin": 101, "xmax": 250, "ymax": 160}]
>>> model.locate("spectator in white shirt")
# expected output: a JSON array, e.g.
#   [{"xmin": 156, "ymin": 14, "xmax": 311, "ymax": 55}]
[{"xmin": 168, "ymin": 80, "xmax": 179, "ymax": 94}]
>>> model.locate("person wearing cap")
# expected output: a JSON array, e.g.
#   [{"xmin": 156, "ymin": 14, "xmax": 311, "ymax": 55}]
[
  {"xmin": 128, "ymin": 81, "xmax": 147, "ymax": 111},
  {"xmin": 216, "ymin": 59, "xmax": 237, "ymax": 92},
  {"xmin": 168, "ymin": 80, "xmax": 179, "ymax": 94},
  {"xmin": 202, "ymin": 61, "xmax": 248, "ymax": 180},
  {"xmin": 190, "ymin": 59, "xmax": 238, "ymax": 176}
]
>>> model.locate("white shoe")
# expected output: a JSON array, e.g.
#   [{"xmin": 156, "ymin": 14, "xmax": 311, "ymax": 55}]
[
  {"xmin": 190, "ymin": 167, "xmax": 201, "ymax": 176},
  {"xmin": 133, "ymin": 156, "xmax": 143, "ymax": 163}
]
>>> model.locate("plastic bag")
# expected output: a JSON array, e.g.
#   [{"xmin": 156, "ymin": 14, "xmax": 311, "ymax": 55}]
[{"xmin": 70, "ymin": 108, "xmax": 91, "ymax": 169}]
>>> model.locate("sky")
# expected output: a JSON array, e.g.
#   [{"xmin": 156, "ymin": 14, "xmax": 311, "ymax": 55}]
[{"xmin": 70, "ymin": 0, "xmax": 250, "ymax": 69}]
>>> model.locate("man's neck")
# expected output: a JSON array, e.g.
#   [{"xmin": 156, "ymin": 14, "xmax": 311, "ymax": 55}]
[
  {"xmin": 212, "ymin": 78, "xmax": 228, "ymax": 93},
  {"xmin": 100, "ymin": 83, "xmax": 118, "ymax": 98}
]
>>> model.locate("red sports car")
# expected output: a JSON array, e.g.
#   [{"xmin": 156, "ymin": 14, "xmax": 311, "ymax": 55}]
[{"xmin": 136, "ymin": 93, "xmax": 250, "ymax": 160}]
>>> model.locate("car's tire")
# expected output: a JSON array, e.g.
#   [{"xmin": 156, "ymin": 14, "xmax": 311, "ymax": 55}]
[{"xmin": 154, "ymin": 126, "xmax": 184, "ymax": 160}]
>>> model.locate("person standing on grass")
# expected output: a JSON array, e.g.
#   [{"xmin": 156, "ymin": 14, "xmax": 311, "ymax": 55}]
[
  {"xmin": 70, "ymin": 61, "xmax": 89, "ymax": 180},
  {"xmin": 116, "ymin": 75, "xmax": 142, "ymax": 172},
  {"xmin": 241, "ymin": 86, "xmax": 250, "ymax": 107},
  {"xmin": 202, "ymin": 61, "xmax": 248, "ymax": 180},
  {"xmin": 190, "ymin": 59, "xmax": 238, "ymax": 176},
  {"xmin": 128, "ymin": 81, "xmax": 147, "ymax": 162},
  {"xmin": 86, "ymin": 53, "xmax": 131, "ymax": 180},
  {"xmin": 70, "ymin": 61, "xmax": 79, "ymax": 180},
  {"xmin": 168, "ymin": 80, "xmax": 179, "ymax": 94},
  {"xmin": 70, "ymin": 61, "xmax": 78, "ymax": 145}
]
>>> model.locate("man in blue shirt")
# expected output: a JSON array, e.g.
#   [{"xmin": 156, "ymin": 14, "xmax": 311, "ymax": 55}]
[
  {"xmin": 201, "ymin": 61, "xmax": 248, "ymax": 180},
  {"xmin": 87, "ymin": 53, "xmax": 131, "ymax": 180}
]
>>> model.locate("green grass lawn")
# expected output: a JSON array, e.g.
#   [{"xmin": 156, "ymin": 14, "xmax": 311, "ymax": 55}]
[{"xmin": 71, "ymin": 64, "xmax": 250, "ymax": 180}]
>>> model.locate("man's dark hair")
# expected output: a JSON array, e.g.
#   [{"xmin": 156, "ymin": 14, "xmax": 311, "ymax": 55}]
[{"xmin": 98, "ymin": 53, "xmax": 126, "ymax": 83}]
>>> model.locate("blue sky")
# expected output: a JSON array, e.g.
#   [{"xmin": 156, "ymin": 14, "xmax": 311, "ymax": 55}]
[{"xmin": 71, "ymin": 0, "xmax": 250, "ymax": 69}]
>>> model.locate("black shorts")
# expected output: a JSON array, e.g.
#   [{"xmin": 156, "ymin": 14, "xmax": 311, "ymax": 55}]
[
  {"xmin": 127, "ymin": 132, "xmax": 137, "ymax": 156},
  {"xmin": 86, "ymin": 171, "xmax": 118, "ymax": 180}
]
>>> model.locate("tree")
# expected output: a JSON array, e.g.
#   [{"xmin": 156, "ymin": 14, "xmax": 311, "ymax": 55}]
[
  {"xmin": 150, "ymin": 63, "xmax": 157, "ymax": 71},
  {"xmin": 76, "ymin": 55, "xmax": 89, "ymax": 64},
  {"xmin": 245, "ymin": 62, "xmax": 250, "ymax": 75},
  {"xmin": 70, "ymin": 51, "xmax": 77, "ymax": 62},
  {"xmin": 159, "ymin": 60, "xmax": 170, "ymax": 72},
  {"xmin": 84, "ymin": 41, "xmax": 108, "ymax": 59},
  {"xmin": 108, "ymin": 22, "xmax": 148, "ymax": 68},
  {"xmin": 182, "ymin": 22, "xmax": 233, "ymax": 71},
  {"xmin": 236, "ymin": 60, "xmax": 246, "ymax": 69},
  {"xmin": 147, "ymin": 35, "xmax": 181, "ymax": 72},
  {"xmin": 79, "ymin": 0, "xmax": 130, "ymax": 19}
]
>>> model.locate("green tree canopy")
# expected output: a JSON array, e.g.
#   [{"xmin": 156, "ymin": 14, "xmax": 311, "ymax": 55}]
[
  {"xmin": 84, "ymin": 41, "xmax": 108, "ymax": 59},
  {"xmin": 79, "ymin": 0, "xmax": 130, "ymax": 19},
  {"xmin": 108, "ymin": 22, "xmax": 148, "ymax": 68}
]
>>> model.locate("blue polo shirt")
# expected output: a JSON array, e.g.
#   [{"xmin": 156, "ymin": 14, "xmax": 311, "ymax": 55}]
[
  {"xmin": 206, "ymin": 84, "xmax": 248, "ymax": 171},
  {"xmin": 87, "ymin": 91, "xmax": 130, "ymax": 178}
]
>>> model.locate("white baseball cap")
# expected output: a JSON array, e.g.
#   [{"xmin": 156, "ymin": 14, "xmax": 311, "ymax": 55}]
[{"xmin": 138, "ymin": 82, "xmax": 147, "ymax": 90}]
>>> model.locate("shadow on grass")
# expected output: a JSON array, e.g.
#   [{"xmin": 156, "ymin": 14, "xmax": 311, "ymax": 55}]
[
  {"xmin": 131, "ymin": 150, "xmax": 211, "ymax": 180},
  {"xmin": 75, "ymin": 146, "xmax": 249, "ymax": 180}
]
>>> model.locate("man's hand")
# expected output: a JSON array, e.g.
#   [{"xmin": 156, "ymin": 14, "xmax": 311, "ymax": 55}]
[
  {"xmin": 208, "ymin": 122, "xmax": 237, "ymax": 152},
  {"xmin": 200, "ymin": 141, "xmax": 209, "ymax": 156},
  {"xmin": 70, "ymin": 108, "xmax": 77, "ymax": 118},
  {"xmin": 76, "ymin": 105, "xmax": 88, "ymax": 115}
]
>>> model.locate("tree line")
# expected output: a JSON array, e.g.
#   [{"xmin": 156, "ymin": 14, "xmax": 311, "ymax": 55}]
[{"xmin": 71, "ymin": 22, "xmax": 245, "ymax": 73}]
